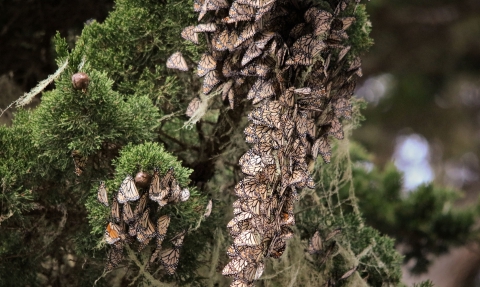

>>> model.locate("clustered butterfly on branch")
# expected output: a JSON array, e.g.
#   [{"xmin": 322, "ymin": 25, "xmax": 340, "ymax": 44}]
[
  {"xmin": 167, "ymin": 0, "xmax": 362, "ymax": 285},
  {"xmin": 97, "ymin": 168, "xmax": 191, "ymax": 274}
]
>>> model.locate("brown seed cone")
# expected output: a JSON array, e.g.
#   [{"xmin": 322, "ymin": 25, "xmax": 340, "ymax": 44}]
[
  {"xmin": 71, "ymin": 72, "xmax": 90, "ymax": 91},
  {"xmin": 135, "ymin": 171, "xmax": 151, "ymax": 189}
]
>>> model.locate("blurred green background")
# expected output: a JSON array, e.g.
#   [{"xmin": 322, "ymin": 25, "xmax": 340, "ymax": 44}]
[{"xmin": 1, "ymin": 0, "xmax": 479, "ymax": 286}]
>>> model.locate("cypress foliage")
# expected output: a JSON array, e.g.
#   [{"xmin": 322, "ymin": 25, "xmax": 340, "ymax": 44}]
[{"xmin": 0, "ymin": 0, "xmax": 478, "ymax": 286}]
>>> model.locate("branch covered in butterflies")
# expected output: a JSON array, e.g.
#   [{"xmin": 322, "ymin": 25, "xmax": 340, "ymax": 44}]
[
  {"xmin": 98, "ymin": 168, "xmax": 191, "ymax": 275},
  {"xmin": 167, "ymin": 0, "xmax": 363, "ymax": 285}
]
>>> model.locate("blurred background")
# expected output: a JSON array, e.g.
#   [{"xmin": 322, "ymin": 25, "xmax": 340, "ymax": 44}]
[{"xmin": 1, "ymin": 0, "xmax": 479, "ymax": 285}]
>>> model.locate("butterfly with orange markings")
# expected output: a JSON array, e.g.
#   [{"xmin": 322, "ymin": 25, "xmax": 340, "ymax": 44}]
[
  {"xmin": 160, "ymin": 248, "xmax": 180, "ymax": 275},
  {"xmin": 181, "ymin": 26, "xmax": 199, "ymax": 44},
  {"xmin": 167, "ymin": 52, "xmax": 188, "ymax": 71},
  {"xmin": 105, "ymin": 222, "xmax": 123, "ymax": 244},
  {"xmin": 117, "ymin": 175, "xmax": 139, "ymax": 203}
]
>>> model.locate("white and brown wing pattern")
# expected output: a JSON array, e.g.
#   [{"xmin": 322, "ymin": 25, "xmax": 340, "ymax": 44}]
[
  {"xmin": 171, "ymin": 0, "xmax": 363, "ymax": 285},
  {"xmin": 167, "ymin": 52, "xmax": 188, "ymax": 71}
]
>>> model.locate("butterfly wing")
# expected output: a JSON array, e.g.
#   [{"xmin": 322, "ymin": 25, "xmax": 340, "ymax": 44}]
[
  {"xmin": 160, "ymin": 248, "xmax": 180, "ymax": 275},
  {"xmin": 97, "ymin": 181, "xmax": 109, "ymax": 207},
  {"xmin": 167, "ymin": 52, "xmax": 188, "ymax": 71},
  {"xmin": 118, "ymin": 175, "xmax": 140, "ymax": 202},
  {"xmin": 105, "ymin": 222, "xmax": 122, "ymax": 244}
]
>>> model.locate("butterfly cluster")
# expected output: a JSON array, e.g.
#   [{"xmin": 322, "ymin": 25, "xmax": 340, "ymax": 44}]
[
  {"xmin": 168, "ymin": 0, "xmax": 363, "ymax": 285},
  {"xmin": 98, "ymin": 168, "xmax": 190, "ymax": 274}
]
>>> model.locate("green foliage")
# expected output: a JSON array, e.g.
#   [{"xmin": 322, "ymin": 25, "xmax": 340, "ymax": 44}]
[
  {"xmin": 348, "ymin": 142, "xmax": 479, "ymax": 274},
  {"xmin": 348, "ymin": 4, "xmax": 374, "ymax": 57}
]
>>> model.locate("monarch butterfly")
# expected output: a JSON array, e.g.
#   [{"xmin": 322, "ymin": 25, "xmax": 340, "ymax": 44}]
[
  {"xmin": 338, "ymin": 17, "xmax": 355, "ymax": 31},
  {"xmin": 329, "ymin": 30, "xmax": 349, "ymax": 43},
  {"xmin": 239, "ymin": 150, "xmax": 265, "ymax": 176},
  {"xmin": 193, "ymin": 0, "xmax": 204, "ymax": 12},
  {"xmin": 122, "ymin": 202, "xmax": 135, "ymax": 223},
  {"xmin": 186, "ymin": 97, "xmax": 201, "ymax": 118},
  {"xmin": 255, "ymin": 0, "xmax": 275, "ymax": 21},
  {"xmin": 233, "ymin": 208, "xmax": 243, "ymax": 218},
  {"xmin": 222, "ymin": 80, "xmax": 234, "ymax": 101},
  {"xmin": 238, "ymin": 63, "xmax": 257, "ymax": 77},
  {"xmin": 234, "ymin": 23, "xmax": 257, "ymax": 48},
  {"xmin": 236, "ymin": 177, "xmax": 267, "ymax": 199},
  {"xmin": 335, "ymin": 0, "xmax": 348, "ymax": 11},
  {"xmin": 160, "ymin": 248, "xmax": 180, "ymax": 275},
  {"xmin": 314, "ymin": 19, "xmax": 331, "ymax": 37},
  {"xmin": 222, "ymin": 257, "xmax": 248, "ymax": 276},
  {"xmin": 279, "ymin": 88, "xmax": 294, "ymax": 107},
  {"xmin": 228, "ymin": 222, "xmax": 242, "ymax": 237},
  {"xmin": 136, "ymin": 209, "xmax": 156, "ymax": 244},
  {"xmin": 204, "ymin": 199, "xmax": 212, "ymax": 218},
  {"xmin": 337, "ymin": 46, "xmax": 351, "ymax": 63},
  {"xmin": 246, "ymin": 78, "xmax": 263, "ymax": 100},
  {"xmin": 291, "ymin": 138, "xmax": 307, "ymax": 159},
  {"xmin": 290, "ymin": 23, "xmax": 306, "ymax": 39},
  {"xmin": 149, "ymin": 167, "xmax": 167, "ymax": 204},
  {"xmin": 171, "ymin": 230, "xmax": 186, "ymax": 248},
  {"xmin": 280, "ymin": 210, "xmax": 295, "ymax": 226},
  {"xmin": 240, "ymin": 244, "xmax": 264, "ymax": 262},
  {"xmin": 221, "ymin": 56, "xmax": 236, "ymax": 78},
  {"xmin": 241, "ymin": 43, "xmax": 262, "ymax": 67},
  {"xmin": 332, "ymin": 98, "xmax": 352, "ymax": 119},
  {"xmin": 225, "ymin": 2, "xmax": 255, "ymax": 23},
  {"xmin": 111, "ymin": 197, "xmax": 120, "ymax": 222},
  {"xmin": 255, "ymin": 31, "xmax": 275, "ymax": 49},
  {"xmin": 269, "ymin": 238, "xmax": 286, "ymax": 258},
  {"xmin": 291, "ymin": 166, "xmax": 310, "ymax": 188},
  {"xmin": 234, "ymin": 230, "xmax": 261, "ymax": 247},
  {"xmin": 168, "ymin": 179, "xmax": 182, "ymax": 203},
  {"xmin": 181, "ymin": 26, "xmax": 199, "ymax": 44},
  {"xmin": 244, "ymin": 123, "xmax": 270, "ymax": 143},
  {"xmin": 241, "ymin": 260, "xmax": 264, "ymax": 281},
  {"xmin": 305, "ymin": 7, "xmax": 331, "ymax": 27},
  {"xmin": 209, "ymin": 0, "xmax": 229, "ymax": 10},
  {"xmin": 148, "ymin": 245, "xmax": 162, "ymax": 267},
  {"xmin": 193, "ymin": 23, "xmax": 217, "ymax": 33},
  {"xmin": 167, "ymin": 52, "xmax": 188, "ymax": 71},
  {"xmin": 227, "ymin": 244, "xmax": 240, "ymax": 258},
  {"xmin": 203, "ymin": 70, "xmax": 221, "ymax": 94},
  {"xmin": 156, "ymin": 215, "xmax": 171, "ymax": 242},
  {"xmin": 197, "ymin": 53, "xmax": 217, "ymax": 77},
  {"xmin": 105, "ymin": 241, "xmax": 124, "ymax": 271},
  {"xmin": 348, "ymin": 57, "xmax": 362, "ymax": 73},
  {"xmin": 256, "ymin": 58, "xmax": 274, "ymax": 78},
  {"xmin": 159, "ymin": 167, "xmax": 175, "ymax": 196},
  {"xmin": 134, "ymin": 193, "xmax": 148, "ymax": 219},
  {"xmin": 253, "ymin": 80, "xmax": 275, "ymax": 104},
  {"xmin": 213, "ymin": 30, "xmax": 229, "ymax": 51},
  {"xmin": 241, "ymin": 197, "xmax": 262, "ymax": 215},
  {"xmin": 71, "ymin": 150, "xmax": 87, "ymax": 176},
  {"xmin": 236, "ymin": 0, "xmax": 261, "ymax": 7},
  {"xmin": 263, "ymin": 195, "xmax": 278, "ymax": 216},
  {"xmin": 180, "ymin": 188, "xmax": 190, "ymax": 202},
  {"xmin": 231, "ymin": 211, "xmax": 254, "ymax": 226},
  {"xmin": 294, "ymin": 116, "xmax": 309, "ymax": 138},
  {"xmin": 328, "ymin": 117, "xmax": 344, "ymax": 140},
  {"xmin": 227, "ymin": 30, "xmax": 239, "ymax": 52},
  {"xmin": 259, "ymin": 101, "xmax": 282, "ymax": 129},
  {"xmin": 230, "ymin": 279, "xmax": 253, "ymax": 287},
  {"xmin": 117, "ymin": 175, "xmax": 139, "ymax": 203},
  {"xmin": 105, "ymin": 222, "xmax": 122, "ymax": 244},
  {"xmin": 97, "ymin": 181, "xmax": 109, "ymax": 207},
  {"xmin": 306, "ymin": 230, "xmax": 323, "ymax": 254}
]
